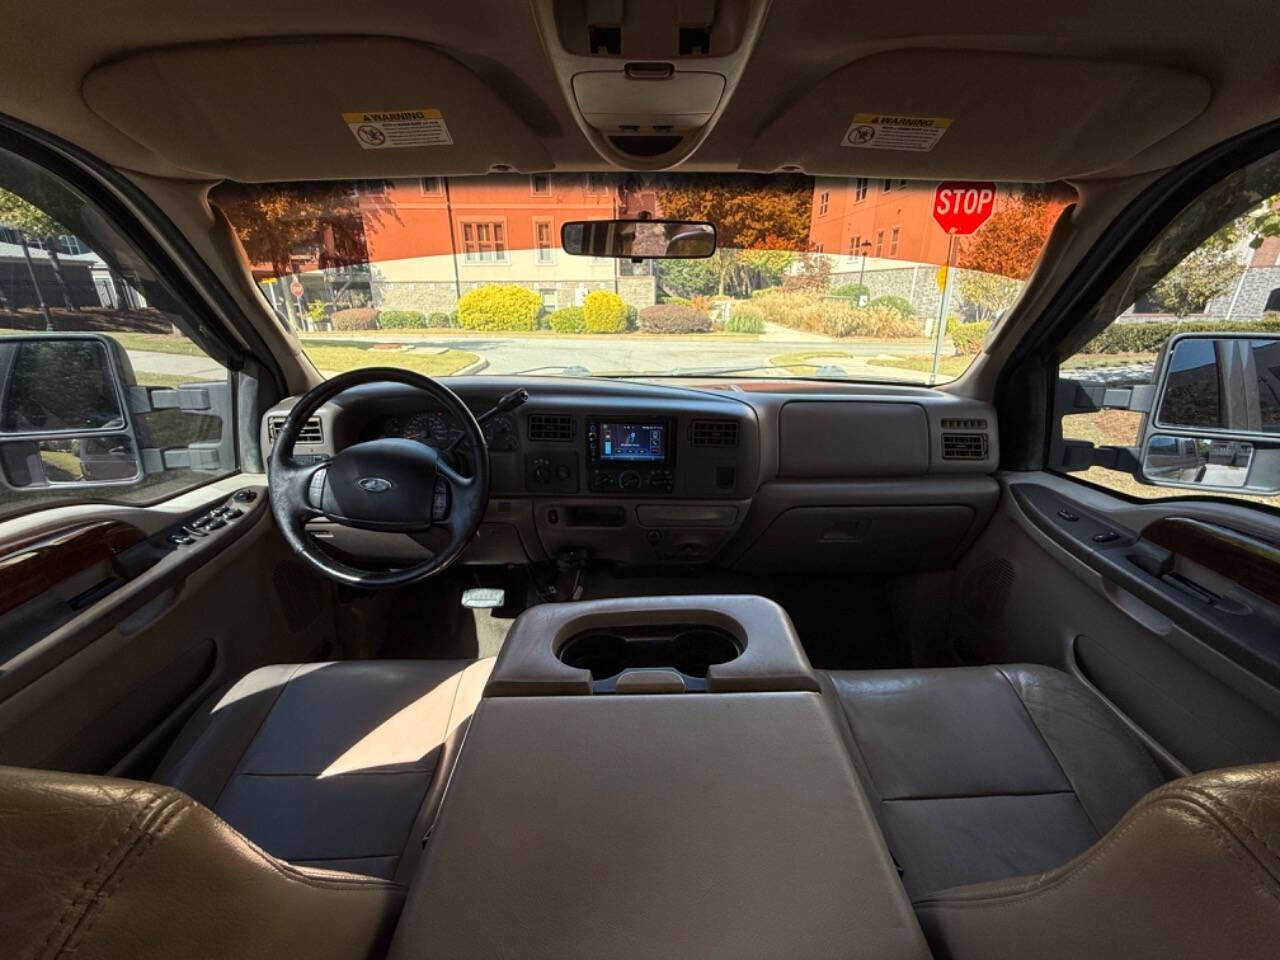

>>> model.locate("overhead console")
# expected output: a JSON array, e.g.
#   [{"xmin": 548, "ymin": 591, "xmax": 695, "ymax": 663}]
[{"xmin": 531, "ymin": 0, "xmax": 771, "ymax": 168}]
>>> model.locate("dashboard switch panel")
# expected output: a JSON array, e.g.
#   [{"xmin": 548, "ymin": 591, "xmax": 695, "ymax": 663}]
[{"xmin": 525, "ymin": 452, "xmax": 578, "ymax": 494}]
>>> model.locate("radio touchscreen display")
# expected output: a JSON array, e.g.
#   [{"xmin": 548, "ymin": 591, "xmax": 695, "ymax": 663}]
[{"xmin": 595, "ymin": 422, "xmax": 666, "ymax": 462}]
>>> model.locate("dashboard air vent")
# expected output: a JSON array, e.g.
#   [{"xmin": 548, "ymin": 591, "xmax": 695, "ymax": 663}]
[
  {"xmin": 940, "ymin": 418, "xmax": 988, "ymax": 431},
  {"xmin": 267, "ymin": 415, "xmax": 323, "ymax": 446},
  {"xmin": 691, "ymin": 420, "xmax": 739, "ymax": 447},
  {"xmin": 941, "ymin": 433, "xmax": 988, "ymax": 461},
  {"xmin": 528, "ymin": 414, "xmax": 574, "ymax": 442}
]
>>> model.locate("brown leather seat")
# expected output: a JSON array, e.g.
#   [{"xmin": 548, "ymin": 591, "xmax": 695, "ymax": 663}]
[
  {"xmin": 914, "ymin": 763, "xmax": 1280, "ymax": 960},
  {"xmin": 823, "ymin": 664, "xmax": 1166, "ymax": 898},
  {"xmin": 0, "ymin": 765, "xmax": 403, "ymax": 960},
  {"xmin": 154, "ymin": 658, "xmax": 492, "ymax": 881}
]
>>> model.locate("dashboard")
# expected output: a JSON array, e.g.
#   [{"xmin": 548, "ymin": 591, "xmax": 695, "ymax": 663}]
[{"xmin": 263, "ymin": 376, "xmax": 1002, "ymax": 573}]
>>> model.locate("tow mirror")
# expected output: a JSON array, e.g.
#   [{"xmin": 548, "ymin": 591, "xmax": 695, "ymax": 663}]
[
  {"xmin": 0, "ymin": 334, "xmax": 143, "ymax": 487},
  {"xmin": 561, "ymin": 219, "xmax": 716, "ymax": 259},
  {"xmin": 1138, "ymin": 334, "xmax": 1280, "ymax": 494}
]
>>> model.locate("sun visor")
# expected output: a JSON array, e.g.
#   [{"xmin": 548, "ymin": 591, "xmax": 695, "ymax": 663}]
[
  {"xmin": 741, "ymin": 50, "xmax": 1210, "ymax": 181},
  {"xmin": 82, "ymin": 38, "xmax": 552, "ymax": 181}
]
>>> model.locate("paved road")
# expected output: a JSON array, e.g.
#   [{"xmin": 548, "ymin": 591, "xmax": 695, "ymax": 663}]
[
  {"xmin": 127, "ymin": 333, "xmax": 963, "ymax": 384},
  {"xmin": 297, "ymin": 332, "xmax": 944, "ymax": 380}
]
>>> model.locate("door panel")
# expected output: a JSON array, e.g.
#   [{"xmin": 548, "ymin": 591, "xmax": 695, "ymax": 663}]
[
  {"xmin": 952, "ymin": 471, "xmax": 1280, "ymax": 773},
  {"xmin": 0, "ymin": 478, "xmax": 337, "ymax": 775}
]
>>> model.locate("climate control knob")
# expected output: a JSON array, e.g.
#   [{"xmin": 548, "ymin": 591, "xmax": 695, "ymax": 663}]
[{"xmin": 618, "ymin": 470, "xmax": 642, "ymax": 491}]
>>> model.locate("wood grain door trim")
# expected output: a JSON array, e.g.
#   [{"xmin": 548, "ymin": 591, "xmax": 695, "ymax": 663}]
[
  {"xmin": 0, "ymin": 520, "xmax": 145, "ymax": 616},
  {"xmin": 1142, "ymin": 516, "xmax": 1280, "ymax": 606}
]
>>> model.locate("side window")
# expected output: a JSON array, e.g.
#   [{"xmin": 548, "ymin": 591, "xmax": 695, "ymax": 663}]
[
  {"xmin": 1053, "ymin": 149, "xmax": 1280, "ymax": 509},
  {"xmin": 0, "ymin": 147, "xmax": 236, "ymax": 520}
]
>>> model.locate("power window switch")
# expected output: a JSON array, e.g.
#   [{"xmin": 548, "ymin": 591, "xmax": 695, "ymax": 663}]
[
  {"xmin": 1056, "ymin": 508, "xmax": 1079, "ymax": 522},
  {"xmin": 1092, "ymin": 531, "xmax": 1120, "ymax": 543},
  {"xmin": 168, "ymin": 534, "xmax": 194, "ymax": 546}
]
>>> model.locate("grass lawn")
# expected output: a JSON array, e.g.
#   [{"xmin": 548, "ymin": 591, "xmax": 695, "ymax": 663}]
[
  {"xmin": 768, "ymin": 350, "xmax": 857, "ymax": 375},
  {"xmin": 865, "ymin": 354, "xmax": 973, "ymax": 377},
  {"xmin": 302, "ymin": 345, "xmax": 480, "ymax": 377}
]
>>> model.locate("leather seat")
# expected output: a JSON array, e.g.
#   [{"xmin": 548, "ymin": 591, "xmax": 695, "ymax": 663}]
[
  {"xmin": 1, "ymin": 765, "xmax": 403, "ymax": 960},
  {"xmin": 822, "ymin": 663, "xmax": 1166, "ymax": 899},
  {"xmin": 154, "ymin": 658, "xmax": 492, "ymax": 881}
]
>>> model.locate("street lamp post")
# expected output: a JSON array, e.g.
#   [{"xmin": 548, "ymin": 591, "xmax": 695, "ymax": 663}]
[{"xmin": 857, "ymin": 240, "xmax": 871, "ymax": 297}]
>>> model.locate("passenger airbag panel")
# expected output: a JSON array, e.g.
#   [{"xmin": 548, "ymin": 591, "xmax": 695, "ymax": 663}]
[{"xmin": 779, "ymin": 401, "xmax": 928, "ymax": 477}]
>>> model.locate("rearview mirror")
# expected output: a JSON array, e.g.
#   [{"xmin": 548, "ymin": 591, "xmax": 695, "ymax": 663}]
[
  {"xmin": 0, "ymin": 335, "xmax": 143, "ymax": 487},
  {"xmin": 561, "ymin": 219, "xmax": 716, "ymax": 259},
  {"xmin": 1139, "ymin": 334, "xmax": 1280, "ymax": 493}
]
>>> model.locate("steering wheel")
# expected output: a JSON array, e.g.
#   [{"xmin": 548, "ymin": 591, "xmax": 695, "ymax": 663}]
[{"xmin": 268, "ymin": 368, "xmax": 489, "ymax": 588}]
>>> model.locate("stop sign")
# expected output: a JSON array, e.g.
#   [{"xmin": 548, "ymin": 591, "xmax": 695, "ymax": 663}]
[
  {"xmin": 290, "ymin": 279, "xmax": 304, "ymax": 298},
  {"xmin": 932, "ymin": 181, "xmax": 997, "ymax": 235}
]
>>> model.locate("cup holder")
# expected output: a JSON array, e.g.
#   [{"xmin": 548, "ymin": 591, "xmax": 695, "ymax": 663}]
[{"xmin": 558, "ymin": 625, "xmax": 742, "ymax": 689}]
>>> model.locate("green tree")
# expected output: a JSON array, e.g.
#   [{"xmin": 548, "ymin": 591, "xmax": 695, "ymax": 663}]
[
  {"xmin": 656, "ymin": 257, "xmax": 718, "ymax": 298},
  {"xmin": 956, "ymin": 270, "xmax": 1022, "ymax": 324},
  {"xmin": 214, "ymin": 181, "xmax": 381, "ymax": 330},
  {"xmin": 655, "ymin": 174, "xmax": 812, "ymax": 296},
  {"xmin": 0, "ymin": 187, "xmax": 79, "ymax": 325},
  {"xmin": 1149, "ymin": 223, "xmax": 1246, "ymax": 317}
]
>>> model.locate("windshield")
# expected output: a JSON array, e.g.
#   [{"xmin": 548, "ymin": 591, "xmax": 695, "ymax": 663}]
[{"xmin": 214, "ymin": 174, "xmax": 1071, "ymax": 384}]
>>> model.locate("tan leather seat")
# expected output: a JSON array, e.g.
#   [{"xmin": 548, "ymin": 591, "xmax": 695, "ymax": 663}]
[
  {"xmin": 154, "ymin": 658, "xmax": 492, "ymax": 881},
  {"xmin": 915, "ymin": 763, "xmax": 1280, "ymax": 960},
  {"xmin": 823, "ymin": 664, "xmax": 1166, "ymax": 898},
  {"xmin": 0, "ymin": 765, "xmax": 402, "ymax": 960}
]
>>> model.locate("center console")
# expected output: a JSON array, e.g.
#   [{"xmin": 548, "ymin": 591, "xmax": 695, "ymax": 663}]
[{"xmin": 387, "ymin": 596, "xmax": 930, "ymax": 960}]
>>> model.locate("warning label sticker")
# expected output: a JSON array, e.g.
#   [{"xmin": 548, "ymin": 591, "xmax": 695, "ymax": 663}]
[
  {"xmin": 841, "ymin": 114, "xmax": 950, "ymax": 152},
  {"xmin": 342, "ymin": 109, "xmax": 453, "ymax": 150}
]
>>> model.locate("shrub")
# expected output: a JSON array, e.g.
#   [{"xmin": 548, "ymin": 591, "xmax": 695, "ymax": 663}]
[
  {"xmin": 831, "ymin": 282, "xmax": 870, "ymax": 302},
  {"xmin": 330, "ymin": 307, "xmax": 380, "ymax": 331},
  {"xmin": 638, "ymin": 304, "xmax": 713, "ymax": 334},
  {"xmin": 861, "ymin": 305, "xmax": 920, "ymax": 338},
  {"xmin": 457, "ymin": 285, "xmax": 541, "ymax": 331},
  {"xmin": 1082, "ymin": 315, "xmax": 1280, "ymax": 354},
  {"xmin": 548, "ymin": 305, "xmax": 586, "ymax": 333},
  {"xmin": 663, "ymin": 295, "xmax": 692, "ymax": 306},
  {"xmin": 305, "ymin": 300, "xmax": 331, "ymax": 326},
  {"xmin": 725, "ymin": 303, "xmax": 764, "ymax": 334},
  {"xmin": 753, "ymin": 290, "xmax": 822, "ymax": 330},
  {"xmin": 948, "ymin": 317, "xmax": 991, "ymax": 355},
  {"xmin": 583, "ymin": 290, "xmax": 629, "ymax": 333},
  {"xmin": 869, "ymin": 295, "xmax": 914, "ymax": 317},
  {"xmin": 690, "ymin": 294, "xmax": 713, "ymax": 314},
  {"xmin": 427, "ymin": 311, "xmax": 456, "ymax": 328},
  {"xmin": 378, "ymin": 309, "xmax": 428, "ymax": 329}
]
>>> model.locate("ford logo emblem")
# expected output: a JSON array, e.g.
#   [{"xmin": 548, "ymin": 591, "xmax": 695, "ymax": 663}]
[{"xmin": 357, "ymin": 477, "xmax": 394, "ymax": 494}]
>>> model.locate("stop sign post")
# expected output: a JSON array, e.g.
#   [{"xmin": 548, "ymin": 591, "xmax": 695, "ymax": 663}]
[{"xmin": 928, "ymin": 181, "xmax": 996, "ymax": 384}]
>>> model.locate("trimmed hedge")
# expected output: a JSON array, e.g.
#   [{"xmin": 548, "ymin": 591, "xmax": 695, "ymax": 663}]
[
  {"xmin": 638, "ymin": 304, "xmax": 713, "ymax": 334},
  {"xmin": 379, "ymin": 309, "xmax": 428, "ymax": 329},
  {"xmin": 725, "ymin": 303, "xmax": 764, "ymax": 334},
  {"xmin": 548, "ymin": 306, "xmax": 586, "ymax": 333},
  {"xmin": 428, "ymin": 311, "xmax": 457, "ymax": 328},
  {"xmin": 331, "ymin": 308, "xmax": 380, "ymax": 331},
  {"xmin": 948, "ymin": 318, "xmax": 990, "ymax": 355},
  {"xmin": 457, "ymin": 285, "xmax": 541, "ymax": 331},
  {"xmin": 1083, "ymin": 315, "xmax": 1280, "ymax": 354},
  {"xmin": 831, "ymin": 282, "xmax": 870, "ymax": 302},
  {"xmin": 583, "ymin": 291, "xmax": 629, "ymax": 333},
  {"xmin": 870, "ymin": 295, "xmax": 914, "ymax": 317}
]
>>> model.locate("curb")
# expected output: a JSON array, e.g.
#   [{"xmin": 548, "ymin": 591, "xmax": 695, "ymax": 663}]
[{"xmin": 452, "ymin": 356, "xmax": 489, "ymax": 377}]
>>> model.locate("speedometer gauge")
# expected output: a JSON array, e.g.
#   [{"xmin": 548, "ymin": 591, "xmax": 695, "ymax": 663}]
[{"xmin": 402, "ymin": 412, "xmax": 451, "ymax": 447}]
